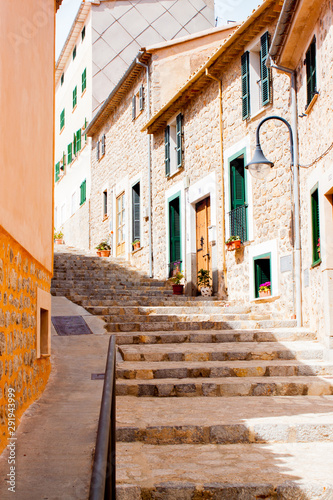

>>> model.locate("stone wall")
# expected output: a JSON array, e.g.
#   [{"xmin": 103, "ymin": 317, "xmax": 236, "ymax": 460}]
[
  {"xmin": 0, "ymin": 227, "xmax": 51, "ymax": 453},
  {"xmin": 90, "ymin": 69, "xmax": 151, "ymax": 274}
]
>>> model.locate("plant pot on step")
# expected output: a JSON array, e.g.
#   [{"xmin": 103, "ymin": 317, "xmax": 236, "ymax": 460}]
[
  {"xmin": 96, "ymin": 251, "xmax": 102, "ymax": 257},
  {"xmin": 54, "ymin": 239, "xmax": 64, "ymax": 245},
  {"xmin": 200, "ymin": 286, "xmax": 212, "ymax": 297},
  {"xmin": 172, "ymin": 284, "xmax": 184, "ymax": 295},
  {"xmin": 100, "ymin": 250, "xmax": 110, "ymax": 257}
]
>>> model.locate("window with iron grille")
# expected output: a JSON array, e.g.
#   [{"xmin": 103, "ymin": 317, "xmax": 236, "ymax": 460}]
[
  {"xmin": 311, "ymin": 185, "xmax": 320, "ymax": 265},
  {"xmin": 228, "ymin": 151, "xmax": 248, "ymax": 243}
]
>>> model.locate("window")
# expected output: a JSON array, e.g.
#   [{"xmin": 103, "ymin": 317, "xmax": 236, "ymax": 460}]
[
  {"xmin": 116, "ymin": 192, "xmax": 126, "ymax": 256},
  {"xmin": 55, "ymin": 162, "xmax": 60, "ymax": 183},
  {"xmin": 73, "ymin": 45, "xmax": 76, "ymax": 60},
  {"xmin": 74, "ymin": 129, "xmax": 81, "ymax": 156},
  {"xmin": 103, "ymin": 190, "xmax": 108, "ymax": 218},
  {"xmin": 80, "ymin": 180, "xmax": 86, "ymax": 206},
  {"xmin": 132, "ymin": 85, "xmax": 144, "ymax": 120},
  {"xmin": 228, "ymin": 151, "xmax": 248, "ymax": 242},
  {"xmin": 305, "ymin": 37, "xmax": 317, "ymax": 107},
  {"xmin": 241, "ymin": 31, "xmax": 271, "ymax": 120},
  {"xmin": 82, "ymin": 68, "xmax": 87, "ymax": 93},
  {"xmin": 73, "ymin": 86, "xmax": 77, "ymax": 109},
  {"xmin": 165, "ymin": 113, "xmax": 183, "ymax": 176},
  {"xmin": 169, "ymin": 195, "xmax": 181, "ymax": 276},
  {"xmin": 67, "ymin": 143, "xmax": 72, "ymax": 164},
  {"xmin": 101, "ymin": 134, "xmax": 106, "ymax": 156},
  {"xmin": 96, "ymin": 141, "xmax": 100, "ymax": 161},
  {"xmin": 81, "ymin": 26, "xmax": 85, "ymax": 41},
  {"xmin": 61, "ymin": 73, "xmax": 64, "ymax": 86},
  {"xmin": 254, "ymin": 254, "xmax": 271, "ymax": 298},
  {"xmin": 60, "ymin": 109, "xmax": 65, "ymax": 131},
  {"xmin": 60, "ymin": 152, "xmax": 66, "ymax": 174},
  {"xmin": 311, "ymin": 186, "xmax": 320, "ymax": 264},
  {"xmin": 132, "ymin": 183, "xmax": 140, "ymax": 245}
]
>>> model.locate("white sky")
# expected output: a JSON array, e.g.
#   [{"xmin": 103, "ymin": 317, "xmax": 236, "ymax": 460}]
[{"xmin": 55, "ymin": 0, "xmax": 262, "ymax": 59}]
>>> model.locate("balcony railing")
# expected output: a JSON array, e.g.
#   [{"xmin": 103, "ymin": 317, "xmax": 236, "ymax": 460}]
[{"xmin": 228, "ymin": 204, "xmax": 248, "ymax": 243}]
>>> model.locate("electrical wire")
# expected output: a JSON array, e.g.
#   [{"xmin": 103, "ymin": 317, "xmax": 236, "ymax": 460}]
[{"xmin": 299, "ymin": 141, "xmax": 333, "ymax": 168}]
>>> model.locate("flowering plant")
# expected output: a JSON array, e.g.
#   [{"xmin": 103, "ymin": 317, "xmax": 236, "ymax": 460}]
[
  {"xmin": 317, "ymin": 238, "xmax": 320, "ymax": 248},
  {"xmin": 170, "ymin": 272, "xmax": 184, "ymax": 285},
  {"xmin": 54, "ymin": 228, "xmax": 64, "ymax": 240},
  {"xmin": 96, "ymin": 241, "xmax": 111, "ymax": 250},
  {"xmin": 259, "ymin": 281, "xmax": 271, "ymax": 292},
  {"xmin": 226, "ymin": 235, "xmax": 241, "ymax": 244}
]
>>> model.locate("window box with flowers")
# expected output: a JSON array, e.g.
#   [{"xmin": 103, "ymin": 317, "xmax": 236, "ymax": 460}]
[
  {"xmin": 226, "ymin": 235, "xmax": 242, "ymax": 251},
  {"xmin": 258, "ymin": 281, "xmax": 271, "ymax": 298}
]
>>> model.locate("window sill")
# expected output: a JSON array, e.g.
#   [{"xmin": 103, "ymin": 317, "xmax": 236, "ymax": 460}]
[
  {"xmin": 166, "ymin": 166, "xmax": 183, "ymax": 179},
  {"xmin": 132, "ymin": 246, "xmax": 143, "ymax": 255},
  {"xmin": 102, "ymin": 215, "xmax": 108, "ymax": 222},
  {"xmin": 251, "ymin": 294, "xmax": 280, "ymax": 304},
  {"xmin": 72, "ymin": 105, "xmax": 77, "ymax": 113},
  {"xmin": 246, "ymin": 103, "xmax": 272, "ymax": 123},
  {"xmin": 81, "ymin": 88, "xmax": 87, "ymax": 98},
  {"xmin": 311, "ymin": 258, "xmax": 321, "ymax": 269},
  {"xmin": 305, "ymin": 92, "xmax": 319, "ymax": 115}
]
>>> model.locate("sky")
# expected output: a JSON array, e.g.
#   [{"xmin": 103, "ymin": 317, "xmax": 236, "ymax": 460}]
[{"xmin": 55, "ymin": 0, "xmax": 262, "ymax": 59}]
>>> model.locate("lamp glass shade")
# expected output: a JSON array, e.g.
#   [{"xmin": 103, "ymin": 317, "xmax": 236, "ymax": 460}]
[{"xmin": 245, "ymin": 145, "xmax": 274, "ymax": 180}]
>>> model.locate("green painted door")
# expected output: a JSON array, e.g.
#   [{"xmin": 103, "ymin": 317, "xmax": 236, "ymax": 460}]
[{"xmin": 169, "ymin": 197, "xmax": 181, "ymax": 270}]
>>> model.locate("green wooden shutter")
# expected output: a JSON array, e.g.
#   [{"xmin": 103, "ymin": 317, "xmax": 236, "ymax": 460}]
[
  {"xmin": 169, "ymin": 197, "xmax": 181, "ymax": 264},
  {"xmin": 73, "ymin": 86, "xmax": 77, "ymax": 109},
  {"xmin": 82, "ymin": 68, "xmax": 87, "ymax": 93},
  {"xmin": 230, "ymin": 159, "xmax": 245, "ymax": 209},
  {"xmin": 254, "ymin": 258, "xmax": 271, "ymax": 298},
  {"xmin": 132, "ymin": 96, "xmax": 136, "ymax": 120},
  {"xmin": 241, "ymin": 51, "xmax": 250, "ymax": 120},
  {"xmin": 311, "ymin": 188, "xmax": 320, "ymax": 263},
  {"xmin": 260, "ymin": 32, "xmax": 271, "ymax": 106},
  {"xmin": 306, "ymin": 38, "xmax": 316, "ymax": 105},
  {"xmin": 76, "ymin": 129, "xmax": 81, "ymax": 152},
  {"xmin": 55, "ymin": 162, "xmax": 60, "ymax": 183},
  {"xmin": 176, "ymin": 114, "xmax": 183, "ymax": 169},
  {"xmin": 139, "ymin": 85, "xmax": 144, "ymax": 111},
  {"xmin": 165, "ymin": 126, "xmax": 170, "ymax": 176},
  {"xmin": 67, "ymin": 143, "xmax": 72, "ymax": 164},
  {"xmin": 80, "ymin": 180, "xmax": 86, "ymax": 205},
  {"xmin": 73, "ymin": 132, "xmax": 77, "ymax": 155},
  {"xmin": 84, "ymin": 118, "xmax": 87, "ymax": 143},
  {"xmin": 132, "ymin": 183, "xmax": 140, "ymax": 242},
  {"xmin": 60, "ymin": 109, "xmax": 65, "ymax": 131}
]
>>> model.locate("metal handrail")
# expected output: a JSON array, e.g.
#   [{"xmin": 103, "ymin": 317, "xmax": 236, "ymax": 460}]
[{"xmin": 89, "ymin": 335, "xmax": 116, "ymax": 500}]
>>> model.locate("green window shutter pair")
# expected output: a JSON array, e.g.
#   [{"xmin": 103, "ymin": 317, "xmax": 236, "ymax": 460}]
[
  {"xmin": 80, "ymin": 180, "xmax": 86, "ymax": 205},
  {"xmin": 306, "ymin": 38, "xmax": 317, "ymax": 106},
  {"xmin": 311, "ymin": 188, "xmax": 320, "ymax": 264},
  {"xmin": 165, "ymin": 126, "xmax": 170, "ymax": 176},
  {"xmin": 73, "ymin": 86, "xmax": 77, "ymax": 109},
  {"xmin": 241, "ymin": 31, "xmax": 271, "ymax": 119},
  {"xmin": 67, "ymin": 143, "xmax": 72, "ymax": 164},
  {"xmin": 254, "ymin": 258, "xmax": 271, "ymax": 298},
  {"xmin": 132, "ymin": 183, "xmax": 140, "ymax": 242},
  {"xmin": 139, "ymin": 85, "xmax": 144, "ymax": 111},
  {"xmin": 60, "ymin": 109, "xmax": 65, "ymax": 131},
  {"xmin": 169, "ymin": 197, "xmax": 181, "ymax": 265},
  {"xmin": 55, "ymin": 162, "xmax": 60, "ymax": 183},
  {"xmin": 82, "ymin": 68, "xmax": 87, "ymax": 93},
  {"xmin": 176, "ymin": 114, "xmax": 183, "ymax": 169}
]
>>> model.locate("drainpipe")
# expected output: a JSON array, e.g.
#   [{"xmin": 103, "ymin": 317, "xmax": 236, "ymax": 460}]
[
  {"xmin": 136, "ymin": 58, "xmax": 153, "ymax": 278},
  {"xmin": 267, "ymin": 55, "xmax": 302, "ymax": 327},
  {"xmin": 205, "ymin": 69, "xmax": 227, "ymax": 296}
]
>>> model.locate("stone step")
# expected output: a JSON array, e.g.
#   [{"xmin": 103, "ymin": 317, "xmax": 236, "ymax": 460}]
[
  {"xmin": 51, "ymin": 289, "xmax": 174, "ymax": 298},
  {"xmin": 118, "ymin": 341, "xmax": 322, "ymax": 362},
  {"xmin": 115, "ymin": 328, "xmax": 317, "ymax": 345},
  {"xmin": 116, "ymin": 375, "xmax": 333, "ymax": 397},
  {"xmin": 99, "ymin": 312, "xmax": 275, "ymax": 323},
  {"xmin": 116, "ymin": 359, "xmax": 333, "ymax": 381},
  {"xmin": 116, "ymin": 441, "xmax": 333, "ymax": 499},
  {"xmin": 106, "ymin": 319, "xmax": 297, "ymax": 332},
  {"xmin": 79, "ymin": 298, "xmax": 226, "ymax": 307},
  {"xmin": 85, "ymin": 305, "xmax": 251, "ymax": 315},
  {"xmin": 116, "ymin": 395, "xmax": 333, "ymax": 444}
]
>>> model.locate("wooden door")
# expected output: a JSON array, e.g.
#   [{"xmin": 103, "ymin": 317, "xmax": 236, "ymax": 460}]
[
  {"xmin": 116, "ymin": 192, "xmax": 125, "ymax": 257},
  {"xmin": 196, "ymin": 197, "xmax": 211, "ymax": 279}
]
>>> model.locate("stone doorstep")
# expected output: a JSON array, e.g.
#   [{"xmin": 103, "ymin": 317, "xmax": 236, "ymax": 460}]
[
  {"xmin": 115, "ymin": 329, "xmax": 317, "ymax": 345},
  {"xmin": 100, "ymin": 313, "xmax": 274, "ymax": 322},
  {"xmin": 84, "ymin": 305, "xmax": 249, "ymax": 315},
  {"xmin": 116, "ymin": 360, "xmax": 333, "ymax": 380},
  {"xmin": 116, "ymin": 442, "xmax": 333, "ymax": 498}
]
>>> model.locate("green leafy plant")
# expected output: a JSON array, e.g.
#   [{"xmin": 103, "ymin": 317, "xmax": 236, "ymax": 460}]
[
  {"xmin": 132, "ymin": 239, "xmax": 140, "ymax": 245},
  {"xmin": 95, "ymin": 241, "xmax": 111, "ymax": 251},
  {"xmin": 54, "ymin": 229, "xmax": 64, "ymax": 240},
  {"xmin": 226, "ymin": 235, "xmax": 241, "ymax": 244},
  {"xmin": 197, "ymin": 269, "xmax": 212, "ymax": 287},
  {"xmin": 170, "ymin": 271, "xmax": 184, "ymax": 285}
]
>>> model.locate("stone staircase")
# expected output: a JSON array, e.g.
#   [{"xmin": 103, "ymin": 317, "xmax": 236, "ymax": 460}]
[{"xmin": 52, "ymin": 246, "xmax": 333, "ymax": 499}]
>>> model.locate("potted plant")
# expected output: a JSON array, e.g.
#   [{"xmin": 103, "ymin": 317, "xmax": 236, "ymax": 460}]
[
  {"xmin": 197, "ymin": 269, "xmax": 212, "ymax": 296},
  {"xmin": 258, "ymin": 281, "xmax": 271, "ymax": 298},
  {"xmin": 226, "ymin": 235, "xmax": 242, "ymax": 251},
  {"xmin": 95, "ymin": 241, "xmax": 111, "ymax": 257},
  {"xmin": 170, "ymin": 271, "xmax": 184, "ymax": 295},
  {"xmin": 54, "ymin": 229, "xmax": 64, "ymax": 245},
  {"xmin": 132, "ymin": 239, "xmax": 140, "ymax": 251},
  {"xmin": 317, "ymin": 238, "xmax": 321, "ymax": 259}
]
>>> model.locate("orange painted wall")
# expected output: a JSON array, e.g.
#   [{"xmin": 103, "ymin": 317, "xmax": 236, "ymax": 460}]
[
  {"xmin": 0, "ymin": 227, "xmax": 52, "ymax": 454},
  {"xmin": 0, "ymin": 0, "xmax": 55, "ymax": 273}
]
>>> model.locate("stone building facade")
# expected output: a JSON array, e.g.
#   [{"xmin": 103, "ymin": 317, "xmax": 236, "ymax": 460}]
[{"xmin": 0, "ymin": 0, "xmax": 59, "ymax": 453}]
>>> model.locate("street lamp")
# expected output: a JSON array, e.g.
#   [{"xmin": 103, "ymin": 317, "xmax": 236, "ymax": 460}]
[
  {"xmin": 245, "ymin": 115, "xmax": 294, "ymax": 179},
  {"xmin": 245, "ymin": 114, "xmax": 302, "ymax": 329}
]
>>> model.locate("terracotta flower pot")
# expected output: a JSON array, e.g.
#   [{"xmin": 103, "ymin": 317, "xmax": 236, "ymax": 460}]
[
  {"xmin": 259, "ymin": 289, "xmax": 271, "ymax": 298},
  {"xmin": 54, "ymin": 239, "xmax": 63, "ymax": 245},
  {"xmin": 172, "ymin": 284, "xmax": 184, "ymax": 295},
  {"xmin": 100, "ymin": 250, "xmax": 110, "ymax": 257},
  {"xmin": 133, "ymin": 242, "xmax": 140, "ymax": 251},
  {"xmin": 226, "ymin": 240, "xmax": 241, "ymax": 251},
  {"xmin": 96, "ymin": 251, "xmax": 102, "ymax": 257}
]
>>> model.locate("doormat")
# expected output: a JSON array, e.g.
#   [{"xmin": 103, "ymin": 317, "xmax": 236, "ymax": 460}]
[{"xmin": 52, "ymin": 316, "xmax": 93, "ymax": 336}]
